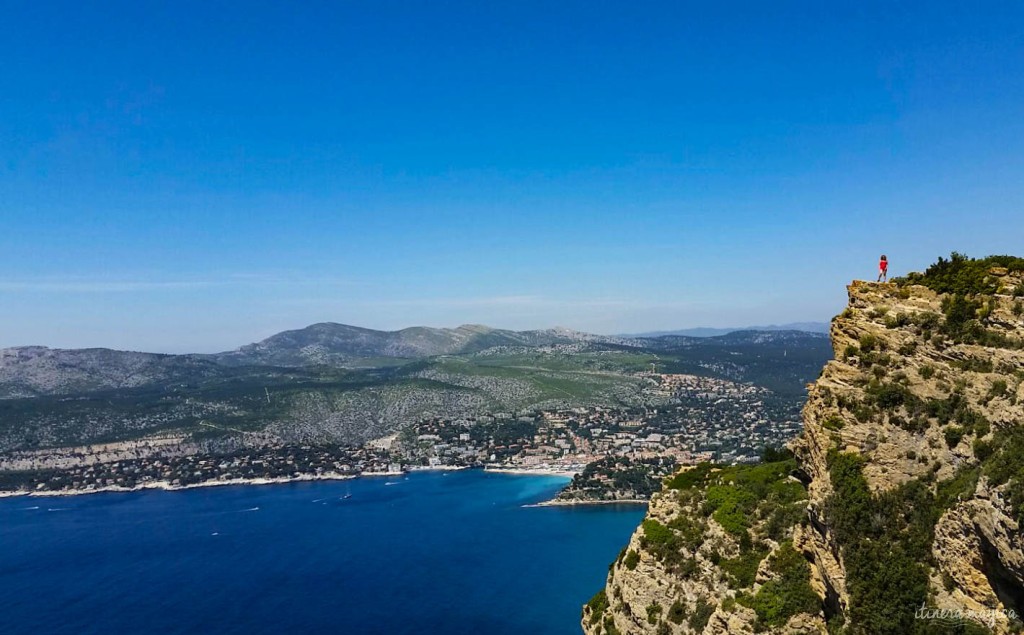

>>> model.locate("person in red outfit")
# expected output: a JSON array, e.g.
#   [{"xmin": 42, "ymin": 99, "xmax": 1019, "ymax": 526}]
[{"xmin": 877, "ymin": 255, "xmax": 888, "ymax": 282}]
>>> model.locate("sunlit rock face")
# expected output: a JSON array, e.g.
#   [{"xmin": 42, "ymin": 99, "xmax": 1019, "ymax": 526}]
[{"xmin": 585, "ymin": 266, "xmax": 1024, "ymax": 635}]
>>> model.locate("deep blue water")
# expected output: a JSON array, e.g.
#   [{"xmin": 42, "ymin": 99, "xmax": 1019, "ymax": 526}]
[{"xmin": 0, "ymin": 470, "xmax": 645, "ymax": 635}]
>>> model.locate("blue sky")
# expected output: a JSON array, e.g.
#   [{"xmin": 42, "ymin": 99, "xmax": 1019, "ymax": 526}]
[{"xmin": 2, "ymin": 1, "xmax": 1023, "ymax": 352}]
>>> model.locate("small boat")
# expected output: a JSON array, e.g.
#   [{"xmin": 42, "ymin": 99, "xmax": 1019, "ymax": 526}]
[{"xmin": 342, "ymin": 494, "xmax": 352, "ymax": 499}]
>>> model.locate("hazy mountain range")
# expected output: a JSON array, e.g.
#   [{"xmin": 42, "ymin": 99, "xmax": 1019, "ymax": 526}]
[
  {"xmin": 211, "ymin": 323, "xmax": 610, "ymax": 367},
  {"xmin": 624, "ymin": 321, "xmax": 830, "ymax": 338}
]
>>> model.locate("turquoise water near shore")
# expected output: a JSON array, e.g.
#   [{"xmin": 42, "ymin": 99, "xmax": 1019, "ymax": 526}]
[{"xmin": 0, "ymin": 470, "xmax": 645, "ymax": 635}]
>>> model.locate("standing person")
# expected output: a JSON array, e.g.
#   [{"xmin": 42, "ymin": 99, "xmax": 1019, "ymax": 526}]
[{"xmin": 877, "ymin": 255, "xmax": 888, "ymax": 282}]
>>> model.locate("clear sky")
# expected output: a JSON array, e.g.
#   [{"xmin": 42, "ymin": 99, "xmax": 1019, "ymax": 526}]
[{"xmin": 2, "ymin": 2, "xmax": 1023, "ymax": 353}]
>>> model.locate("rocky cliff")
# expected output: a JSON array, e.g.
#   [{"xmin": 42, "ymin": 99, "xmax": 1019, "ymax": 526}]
[{"xmin": 584, "ymin": 257, "xmax": 1024, "ymax": 635}]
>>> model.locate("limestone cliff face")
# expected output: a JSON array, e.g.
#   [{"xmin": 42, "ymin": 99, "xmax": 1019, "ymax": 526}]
[{"xmin": 584, "ymin": 269, "xmax": 1024, "ymax": 635}]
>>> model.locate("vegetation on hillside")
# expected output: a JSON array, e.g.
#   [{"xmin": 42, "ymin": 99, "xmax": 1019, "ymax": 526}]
[
  {"xmin": 560, "ymin": 455, "xmax": 678, "ymax": 502},
  {"xmin": 1, "ymin": 335, "xmax": 830, "ymax": 453},
  {"xmin": 739, "ymin": 541, "xmax": 820, "ymax": 629},
  {"xmin": 982, "ymin": 425, "xmax": 1024, "ymax": 526},
  {"xmin": 652, "ymin": 333, "xmax": 832, "ymax": 397},
  {"xmin": 894, "ymin": 252, "xmax": 1024, "ymax": 296},
  {"xmin": 666, "ymin": 451, "xmax": 807, "ymax": 543},
  {"xmin": 589, "ymin": 451, "xmax": 816, "ymax": 631},
  {"xmin": 824, "ymin": 449, "xmax": 1000, "ymax": 635}
]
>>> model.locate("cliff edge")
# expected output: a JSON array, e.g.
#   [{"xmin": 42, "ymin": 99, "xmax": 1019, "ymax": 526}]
[{"xmin": 583, "ymin": 255, "xmax": 1024, "ymax": 635}]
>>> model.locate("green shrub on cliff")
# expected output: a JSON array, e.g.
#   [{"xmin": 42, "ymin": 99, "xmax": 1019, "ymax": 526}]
[
  {"xmin": 688, "ymin": 598, "xmax": 715, "ymax": 631},
  {"xmin": 942, "ymin": 293, "xmax": 985, "ymax": 338},
  {"xmin": 641, "ymin": 518, "xmax": 675, "ymax": 547},
  {"xmin": 667, "ymin": 600, "xmax": 687, "ymax": 624},
  {"xmin": 666, "ymin": 462, "xmax": 714, "ymax": 490},
  {"xmin": 645, "ymin": 602, "xmax": 662, "ymax": 624},
  {"xmin": 894, "ymin": 254, "xmax": 1024, "ymax": 347},
  {"xmin": 706, "ymin": 484, "xmax": 757, "ymax": 535},
  {"xmin": 822, "ymin": 448, "xmax": 1005, "ymax": 634},
  {"xmin": 667, "ymin": 514, "xmax": 705, "ymax": 551},
  {"xmin": 622, "ymin": 549, "xmax": 639, "ymax": 570},
  {"xmin": 670, "ymin": 459, "xmax": 807, "ymax": 543},
  {"xmin": 984, "ymin": 426, "xmax": 1024, "ymax": 525},
  {"xmin": 859, "ymin": 333, "xmax": 879, "ymax": 353},
  {"xmin": 585, "ymin": 589, "xmax": 608, "ymax": 625},
  {"xmin": 720, "ymin": 465, "xmax": 802, "ymax": 535},
  {"xmin": 866, "ymin": 381, "xmax": 912, "ymax": 410},
  {"xmin": 822, "ymin": 414, "xmax": 845, "ymax": 431},
  {"xmin": 896, "ymin": 252, "xmax": 1024, "ymax": 295},
  {"xmin": 640, "ymin": 518, "xmax": 698, "ymax": 576},
  {"xmin": 935, "ymin": 465, "xmax": 980, "ymax": 511},
  {"xmin": 944, "ymin": 425, "xmax": 965, "ymax": 448},
  {"xmin": 720, "ymin": 547, "xmax": 769, "ymax": 589},
  {"xmin": 914, "ymin": 311, "xmax": 942, "ymax": 330},
  {"xmin": 747, "ymin": 542, "xmax": 820, "ymax": 628},
  {"xmin": 602, "ymin": 616, "xmax": 621, "ymax": 635},
  {"xmin": 827, "ymin": 456, "xmax": 934, "ymax": 634},
  {"xmin": 824, "ymin": 452, "xmax": 871, "ymax": 543}
]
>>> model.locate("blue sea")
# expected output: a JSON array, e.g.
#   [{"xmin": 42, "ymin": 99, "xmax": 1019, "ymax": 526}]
[{"xmin": 0, "ymin": 470, "xmax": 645, "ymax": 635}]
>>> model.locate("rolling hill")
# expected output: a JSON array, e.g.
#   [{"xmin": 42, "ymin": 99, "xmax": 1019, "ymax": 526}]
[{"xmin": 0, "ymin": 324, "xmax": 831, "ymax": 453}]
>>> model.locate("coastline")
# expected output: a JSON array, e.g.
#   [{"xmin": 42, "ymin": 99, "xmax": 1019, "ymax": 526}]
[
  {"xmin": 0, "ymin": 464, "xmax": 583, "ymax": 500},
  {"xmin": 0, "ymin": 460, "xmax": 598, "ymax": 501},
  {"xmin": 527, "ymin": 498, "xmax": 649, "ymax": 507},
  {"xmin": 482, "ymin": 466, "xmax": 578, "ymax": 478},
  {"xmin": 0, "ymin": 472, "xmax": 359, "ymax": 499}
]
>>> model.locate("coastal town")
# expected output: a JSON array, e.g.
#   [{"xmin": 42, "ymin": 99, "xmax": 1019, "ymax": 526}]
[
  {"xmin": 395, "ymin": 373, "xmax": 801, "ymax": 502},
  {"xmin": 0, "ymin": 373, "xmax": 803, "ymax": 501},
  {"xmin": 0, "ymin": 444, "xmax": 400, "ymax": 495}
]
